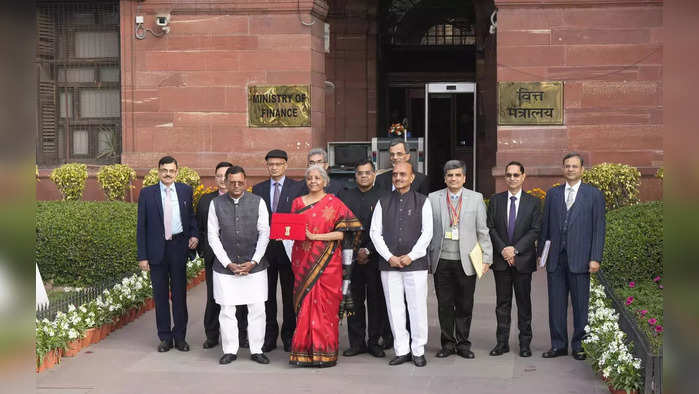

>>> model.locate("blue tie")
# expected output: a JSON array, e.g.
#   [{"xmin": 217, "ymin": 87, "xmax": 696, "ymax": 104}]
[{"xmin": 508, "ymin": 196, "xmax": 517, "ymax": 242}]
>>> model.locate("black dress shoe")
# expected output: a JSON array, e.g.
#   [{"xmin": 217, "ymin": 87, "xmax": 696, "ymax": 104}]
[
  {"xmin": 520, "ymin": 347, "xmax": 532, "ymax": 357},
  {"xmin": 283, "ymin": 343, "xmax": 291, "ymax": 352},
  {"xmin": 158, "ymin": 340, "xmax": 173, "ymax": 352},
  {"xmin": 251, "ymin": 353, "xmax": 270, "ymax": 364},
  {"xmin": 367, "ymin": 344, "xmax": 386, "ymax": 358},
  {"xmin": 174, "ymin": 340, "xmax": 190, "ymax": 352},
  {"xmin": 489, "ymin": 344, "xmax": 510, "ymax": 356},
  {"xmin": 436, "ymin": 348, "xmax": 455, "ymax": 358},
  {"xmin": 219, "ymin": 353, "xmax": 237, "ymax": 364},
  {"xmin": 388, "ymin": 354, "xmax": 412, "ymax": 366},
  {"xmin": 202, "ymin": 338, "xmax": 219, "ymax": 349},
  {"xmin": 542, "ymin": 348, "xmax": 568, "ymax": 358},
  {"xmin": 457, "ymin": 349, "xmax": 475, "ymax": 359},
  {"xmin": 262, "ymin": 343, "xmax": 276, "ymax": 353},
  {"xmin": 343, "ymin": 347, "xmax": 367, "ymax": 357},
  {"xmin": 413, "ymin": 355, "xmax": 427, "ymax": 367},
  {"xmin": 239, "ymin": 337, "xmax": 249, "ymax": 349},
  {"xmin": 572, "ymin": 351, "xmax": 586, "ymax": 360}
]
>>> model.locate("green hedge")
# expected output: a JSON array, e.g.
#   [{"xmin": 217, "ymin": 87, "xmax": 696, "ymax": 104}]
[
  {"xmin": 603, "ymin": 201, "xmax": 663, "ymax": 286},
  {"xmin": 36, "ymin": 201, "xmax": 138, "ymax": 286}
]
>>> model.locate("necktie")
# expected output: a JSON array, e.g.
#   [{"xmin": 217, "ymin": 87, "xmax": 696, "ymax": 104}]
[
  {"xmin": 272, "ymin": 182, "xmax": 280, "ymax": 213},
  {"xmin": 164, "ymin": 187, "xmax": 172, "ymax": 240},
  {"xmin": 566, "ymin": 187, "xmax": 574, "ymax": 210},
  {"xmin": 507, "ymin": 196, "xmax": 517, "ymax": 242}
]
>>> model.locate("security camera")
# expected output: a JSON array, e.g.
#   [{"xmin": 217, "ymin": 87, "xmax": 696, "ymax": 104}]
[{"xmin": 155, "ymin": 15, "xmax": 169, "ymax": 27}]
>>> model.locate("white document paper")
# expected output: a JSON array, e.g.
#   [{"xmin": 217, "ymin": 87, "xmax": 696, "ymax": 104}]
[
  {"xmin": 282, "ymin": 240, "xmax": 294, "ymax": 261},
  {"xmin": 539, "ymin": 240, "xmax": 551, "ymax": 268}
]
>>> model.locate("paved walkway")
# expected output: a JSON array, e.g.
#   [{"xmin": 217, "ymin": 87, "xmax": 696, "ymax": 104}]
[{"xmin": 37, "ymin": 271, "xmax": 606, "ymax": 394}]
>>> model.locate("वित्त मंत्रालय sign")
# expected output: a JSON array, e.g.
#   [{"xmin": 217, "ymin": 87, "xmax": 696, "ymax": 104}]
[
  {"xmin": 248, "ymin": 85, "xmax": 311, "ymax": 127},
  {"xmin": 498, "ymin": 81, "xmax": 563, "ymax": 125}
]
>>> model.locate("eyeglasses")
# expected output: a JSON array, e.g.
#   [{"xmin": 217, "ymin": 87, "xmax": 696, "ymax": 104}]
[
  {"xmin": 266, "ymin": 162, "xmax": 286, "ymax": 167},
  {"xmin": 227, "ymin": 181, "xmax": 245, "ymax": 186},
  {"xmin": 356, "ymin": 171, "xmax": 373, "ymax": 176},
  {"xmin": 308, "ymin": 160, "xmax": 327, "ymax": 166},
  {"xmin": 159, "ymin": 168, "xmax": 177, "ymax": 175},
  {"xmin": 505, "ymin": 173, "xmax": 522, "ymax": 178}
]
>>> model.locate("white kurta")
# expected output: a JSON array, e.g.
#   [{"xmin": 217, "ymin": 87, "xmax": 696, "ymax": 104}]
[{"xmin": 207, "ymin": 194, "xmax": 270, "ymax": 306}]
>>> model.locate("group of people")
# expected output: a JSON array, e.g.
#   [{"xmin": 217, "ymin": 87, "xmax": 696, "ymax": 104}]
[{"xmin": 136, "ymin": 139, "xmax": 605, "ymax": 369}]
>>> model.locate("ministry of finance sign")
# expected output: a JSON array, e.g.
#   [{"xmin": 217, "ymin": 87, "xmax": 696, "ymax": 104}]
[
  {"xmin": 248, "ymin": 85, "xmax": 311, "ymax": 127},
  {"xmin": 498, "ymin": 81, "xmax": 563, "ymax": 125}
]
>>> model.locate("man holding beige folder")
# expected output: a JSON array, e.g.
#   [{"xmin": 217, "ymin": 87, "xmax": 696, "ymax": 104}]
[{"xmin": 427, "ymin": 160, "xmax": 493, "ymax": 359}]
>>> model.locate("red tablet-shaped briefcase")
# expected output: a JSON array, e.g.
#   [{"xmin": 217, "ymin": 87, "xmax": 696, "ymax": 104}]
[{"xmin": 270, "ymin": 213, "xmax": 307, "ymax": 240}]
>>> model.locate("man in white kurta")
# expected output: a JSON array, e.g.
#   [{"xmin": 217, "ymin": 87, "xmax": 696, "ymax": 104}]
[{"xmin": 208, "ymin": 166, "xmax": 271, "ymax": 364}]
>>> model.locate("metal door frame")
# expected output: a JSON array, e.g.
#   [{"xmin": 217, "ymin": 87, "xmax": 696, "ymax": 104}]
[{"xmin": 424, "ymin": 82, "xmax": 477, "ymax": 190}]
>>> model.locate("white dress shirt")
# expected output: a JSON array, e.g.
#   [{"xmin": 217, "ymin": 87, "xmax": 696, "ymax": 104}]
[
  {"xmin": 207, "ymin": 193, "xmax": 270, "ymax": 267},
  {"xmin": 369, "ymin": 198, "xmax": 433, "ymax": 262},
  {"xmin": 507, "ymin": 189, "xmax": 522, "ymax": 223},
  {"xmin": 565, "ymin": 180, "xmax": 582, "ymax": 207},
  {"xmin": 159, "ymin": 181, "xmax": 182, "ymax": 234}
]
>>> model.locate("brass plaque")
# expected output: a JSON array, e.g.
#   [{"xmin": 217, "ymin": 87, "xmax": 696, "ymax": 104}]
[
  {"xmin": 498, "ymin": 81, "xmax": 563, "ymax": 125},
  {"xmin": 248, "ymin": 85, "xmax": 311, "ymax": 127}
]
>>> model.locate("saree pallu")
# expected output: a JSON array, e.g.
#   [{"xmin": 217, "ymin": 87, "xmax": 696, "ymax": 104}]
[{"xmin": 289, "ymin": 194, "xmax": 361, "ymax": 367}]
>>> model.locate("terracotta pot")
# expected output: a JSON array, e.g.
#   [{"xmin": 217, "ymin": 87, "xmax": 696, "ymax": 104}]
[
  {"xmin": 102, "ymin": 322, "xmax": 113, "ymax": 338},
  {"xmin": 608, "ymin": 386, "xmax": 639, "ymax": 394},
  {"xmin": 63, "ymin": 339, "xmax": 81, "ymax": 357},
  {"xmin": 37, "ymin": 349, "xmax": 58, "ymax": 373},
  {"xmin": 144, "ymin": 298, "xmax": 154, "ymax": 310},
  {"xmin": 80, "ymin": 332, "xmax": 91, "ymax": 349},
  {"xmin": 85, "ymin": 327, "xmax": 100, "ymax": 345}
]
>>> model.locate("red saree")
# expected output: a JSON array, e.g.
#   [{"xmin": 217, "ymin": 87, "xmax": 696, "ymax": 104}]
[{"xmin": 288, "ymin": 194, "xmax": 361, "ymax": 367}]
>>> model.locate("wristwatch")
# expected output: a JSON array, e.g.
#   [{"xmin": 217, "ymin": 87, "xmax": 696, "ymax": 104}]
[{"xmin": 513, "ymin": 248, "xmax": 520, "ymax": 256}]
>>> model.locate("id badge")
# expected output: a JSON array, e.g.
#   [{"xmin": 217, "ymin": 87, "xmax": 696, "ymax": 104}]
[
  {"xmin": 451, "ymin": 227, "xmax": 459, "ymax": 240},
  {"xmin": 445, "ymin": 230, "xmax": 452, "ymax": 240}
]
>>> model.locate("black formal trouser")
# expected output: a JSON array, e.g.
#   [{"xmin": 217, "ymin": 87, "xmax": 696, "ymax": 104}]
[
  {"xmin": 434, "ymin": 259, "xmax": 477, "ymax": 351},
  {"xmin": 547, "ymin": 250, "xmax": 590, "ymax": 352},
  {"xmin": 263, "ymin": 242, "xmax": 296, "ymax": 348},
  {"xmin": 493, "ymin": 266, "xmax": 533, "ymax": 348},
  {"xmin": 203, "ymin": 253, "xmax": 247, "ymax": 342},
  {"xmin": 347, "ymin": 257, "xmax": 390, "ymax": 349},
  {"xmin": 150, "ymin": 235, "xmax": 188, "ymax": 342}
]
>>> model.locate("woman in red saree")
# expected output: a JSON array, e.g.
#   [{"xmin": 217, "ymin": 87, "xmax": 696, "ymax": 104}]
[{"xmin": 289, "ymin": 165, "xmax": 361, "ymax": 367}]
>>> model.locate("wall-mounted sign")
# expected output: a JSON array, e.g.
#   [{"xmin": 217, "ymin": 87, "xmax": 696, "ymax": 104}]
[
  {"xmin": 498, "ymin": 81, "xmax": 563, "ymax": 125},
  {"xmin": 248, "ymin": 85, "xmax": 311, "ymax": 127}
]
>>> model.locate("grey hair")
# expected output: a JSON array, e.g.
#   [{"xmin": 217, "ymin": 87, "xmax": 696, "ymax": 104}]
[
  {"xmin": 307, "ymin": 148, "xmax": 328, "ymax": 162},
  {"xmin": 305, "ymin": 164, "xmax": 329, "ymax": 185},
  {"xmin": 443, "ymin": 160, "xmax": 467, "ymax": 176}
]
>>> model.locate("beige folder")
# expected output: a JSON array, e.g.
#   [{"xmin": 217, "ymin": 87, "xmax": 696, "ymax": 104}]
[{"xmin": 469, "ymin": 243, "xmax": 484, "ymax": 279}]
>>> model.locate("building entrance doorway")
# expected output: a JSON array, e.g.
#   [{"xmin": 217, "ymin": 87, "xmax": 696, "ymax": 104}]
[{"xmin": 425, "ymin": 83, "xmax": 476, "ymax": 191}]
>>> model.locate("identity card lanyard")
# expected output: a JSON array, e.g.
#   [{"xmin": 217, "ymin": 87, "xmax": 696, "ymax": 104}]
[{"xmin": 445, "ymin": 192, "xmax": 463, "ymax": 240}]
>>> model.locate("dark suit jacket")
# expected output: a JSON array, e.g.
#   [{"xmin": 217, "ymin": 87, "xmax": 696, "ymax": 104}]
[
  {"xmin": 487, "ymin": 191, "xmax": 542, "ymax": 273},
  {"xmin": 196, "ymin": 190, "xmax": 220, "ymax": 263},
  {"xmin": 538, "ymin": 183, "xmax": 606, "ymax": 274},
  {"xmin": 374, "ymin": 169, "xmax": 430, "ymax": 195},
  {"xmin": 137, "ymin": 182, "xmax": 199, "ymax": 265},
  {"xmin": 252, "ymin": 177, "xmax": 303, "ymax": 264}
]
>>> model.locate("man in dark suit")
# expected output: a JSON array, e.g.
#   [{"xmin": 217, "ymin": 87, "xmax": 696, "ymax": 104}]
[
  {"xmin": 298, "ymin": 148, "xmax": 347, "ymax": 196},
  {"xmin": 197, "ymin": 161, "xmax": 249, "ymax": 350},
  {"xmin": 374, "ymin": 139, "xmax": 430, "ymax": 195},
  {"xmin": 137, "ymin": 156, "xmax": 199, "ymax": 352},
  {"xmin": 539, "ymin": 152, "xmax": 605, "ymax": 360},
  {"xmin": 486, "ymin": 161, "xmax": 542, "ymax": 358},
  {"xmin": 252, "ymin": 149, "xmax": 302, "ymax": 352}
]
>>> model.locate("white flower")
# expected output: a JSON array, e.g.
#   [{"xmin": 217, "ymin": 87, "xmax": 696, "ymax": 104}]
[
  {"xmin": 68, "ymin": 304, "xmax": 76, "ymax": 312},
  {"xmin": 68, "ymin": 328, "xmax": 79, "ymax": 340}
]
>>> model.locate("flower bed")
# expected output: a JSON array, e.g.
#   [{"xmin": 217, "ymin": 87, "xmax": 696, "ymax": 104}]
[
  {"xmin": 36, "ymin": 256, "xmax": 205, "ymax": 372},
  {"xmin": 584, "ymin": 278, "xmax": 643, "ymax": 394}
]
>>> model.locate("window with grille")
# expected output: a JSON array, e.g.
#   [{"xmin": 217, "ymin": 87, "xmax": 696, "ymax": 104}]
[
  {"xmin": 420, "ymin": 24, "xmax": 475, "ymax": 46},
  {"xmin": 36, "ymin": 1, "xmax": 121, "ymax": 166}
]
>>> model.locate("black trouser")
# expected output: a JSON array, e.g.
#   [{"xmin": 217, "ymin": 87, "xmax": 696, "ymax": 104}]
[
  {"xmin": 493, "ymin": 266, "xmax": 533, "ymax": 348},
  {"xmin": 263, "ymin": 242, "xmax": 296, "ymax": 348},
  {"xmin": 203, "ymin": 253, "xmax": 247, "ymax": 342},
  {"xmin": 547, "ymin": 250, "xmax": 590, "ymax": 352},
  {"xmin": 434, "ymin": 259, "xmax": 476, "ymax": 351},
  {"xmin": 150, "ymin": 234, "xmax": 188, "ymax": 342},
  {"xmin": 347, "ymin": 257, "xmax": 390, "ymax": 349}
]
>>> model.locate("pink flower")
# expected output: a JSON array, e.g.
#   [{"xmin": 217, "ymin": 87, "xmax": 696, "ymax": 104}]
[
  {"xmin": 659, "ymin": 285, "xmax": 663, "ymax": 289},
  {"xmin": 640, "ymin": 310, "xmax": 648, "ymax": 316},
  {"xmin": 629, "ymin": 281, "xmax": 636, "ymax": 288},
  {"xmin": 653, "ymin": 276, "xmax": 661, "ymax": 282},
  {"xmin": 625, "ymin": 296, "xmax": 634, "ymax": 306},
  {"xmin": 655, "ymin": 325, "xmax": 663, "ymax": 333},
  {"xmin": 648, "ymin": 318, "xmax": 657, "ymax": 325}
]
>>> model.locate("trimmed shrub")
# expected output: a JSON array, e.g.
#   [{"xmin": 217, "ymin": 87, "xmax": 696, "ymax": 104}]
[
  {"xmin": 582, "ymin": 163, "xmax": 640, "ymax": 211},
  {"xmin": 97, "ymin": 164, "xmax": 136, "ymax": 201},
  {"xmin": 36, "ymin": 201, "xmax": 138, "ymax": 286},
  {"xmin": 142, "ymin": 166, "xmax": 200, "ymax": 189},
  {"xmin": 50, "ymin": 163, "xmax": 88, "ymax": 201},
  {"xmin": 602, "ymin": 201, "xmax": 663, "ymax": 287},
  {"xmin": 655, "ymin": 167, "xmax": 663, "ymax": 180}
]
